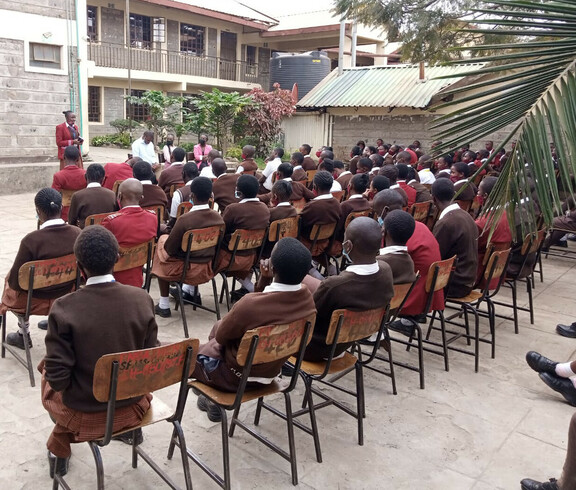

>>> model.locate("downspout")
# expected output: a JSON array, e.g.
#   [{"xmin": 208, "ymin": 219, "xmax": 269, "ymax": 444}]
[
  {"xmin": 65, "ymin": 0, "xmax": 75, "ymax": 110},
  {"xmin": 74, "ymin": 0, "xmax": 83, "ymax": 139}
]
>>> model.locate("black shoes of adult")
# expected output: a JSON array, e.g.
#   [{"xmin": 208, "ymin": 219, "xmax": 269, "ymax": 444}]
[
  {"xmin": 539, "ymin": 373, "xmax": 576, "ymax": 406},
  {"xmin": 154, "ymin": 304, "xmax": 171, "ymax": 318},
  {"xmin": 197, "ymin": 395, "xmax": 222, "ymax": 422},
  {"xmin": 48, "ymin": 451, "xmax": 70, "ymax": 478},
  {"xmin": 520, "ymin": 478, "xmax": 559, "ymax": 490},
  {"xmin": 170, "ymin": 286, "xmax": 202, "ymax": 305},
  {"xmin": 526, "ymin": 351, "xmax": 558, "ymax": 375},
  {"xmin": 6, "ymin": 332, "xmax": 32, "ymax": 350},
  {"xmin": 112, "ymin": 428, "xmax": 143, "ymax": 446},
  {"xmin": 230, "ymin": 287, "xmax": 249, "ymax": 303},
  {"xmin": 388, "ymin": 318, "xmax": 417, "ymax": 337},
  {"xmin": 38, "ymin": 320, "xmax": 48, "ymax": 330},
  {"xmin": 556, "ymin": 322, "xmax": 576, "ymax": 338}
]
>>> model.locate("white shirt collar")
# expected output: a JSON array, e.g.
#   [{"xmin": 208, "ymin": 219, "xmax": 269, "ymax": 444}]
[
  {"xmin": 408, "ymin": 179, "xmax": 417, "ymax": 185},
  {"xmin": 313, "ymin": 193, "xmax": 333, "ymax": 200},
  {"xmin": 293, "ymin": 165, "xmax": 302, "ymax": 170},
  {"xmin": 239, "ymin": 198, "xmax": 260, "ymax": 203},
  {"xmin": 171, "ymin": 161, "xmax": 185, "ymax": 166},
  {"xmin": 86, "ymin": 274, "xmax": 116, "ymax": 285},
  {"xmin": 345, "ymin": 262, "xmax": 379, "ymax": 275},
  {"xmin": 438, "ymin": 202, "xmax": 461, "ymax": 221},
  {"xmin": 339, "ymin": 170, "xmax": 351, "ymax": 177},
  {"xmin": 439, "ymin": 168, "xmax": 450, "ymax": 174},
  {"xmin": 263, "ymin": 282, "xmax": 302, "ymax": 293},
  {"xmin": 122, "ymin": 204, "xmax": 141, "ymax": 209},
  {"xmin": 282, "ymin": 177, "xmax": 292, "ymax": 182},
  {"xmin": 40, "ymin": 218, "xmax": 65, "ymax": 230},
  {"xmin": 276, "ymin": 202, "xmax": 291, "ymax": 207},
  {"xmin": 185, "ymin": 180, "xmax": 194, "ymax": 185},
  {"xmin": 87, "ymin": 182, "xmax": 101, "ymax": 188},
  {"xmin": 455, "ymin": 178, "xmax": 468, "ymax": 186},
  {"xmin": 349, "ymin": 193, "xmax": 363, "ymax": 199},
  {"xmin": 141, "ymin": 180, "xmax": 153, "ymax": 185},
  {"xmin": 390, "ymin": 184, "xmax": 400, "ymax": 189},
  {"xmin": 397, "ymin": 180, "xmax": 406, "ymax": 183},
  {"xmin": 379, "ymin": 245, "xmax": 408, "ymax": 255},
  {"xmin": 190, "ymin": 204, "xmax": 209, "ymax": 212}
]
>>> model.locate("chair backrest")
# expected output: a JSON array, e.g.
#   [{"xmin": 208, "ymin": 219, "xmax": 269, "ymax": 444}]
[
  {"xmin": 520, "ymin": 229, "xmax": 546, "ymax": 256},
  {"xmin": 310, "ymin": 222, "xmax": 337, "ymax": 241},
  {"xmin": 60, "ymin": 189, "xmax": 76, "ymax": 207},
  {"xmin": 331, "ymin": 190, "xmax": 345, "ymax": 202},
  {"xmin": 483, "ymin": 247, "xmax": 511, "ymax": 284},
  {"xmin": 114, "ymin": 240, "xmax": 155, "ymax": 272},
  {"xmin": 292, "ymin": 198, "xmax": 307, "ymax": 214},
  {"xmin": 325, "ymin": 307, "xmax": 387, "ymax": 345},
  {"xmin": 169, "ymin": 183, "xmax": 185, "ymax": 198},
  {"xmin": 180, "ymin": 225, "xmax": 224, "ymax": 253},
  {"xmin": 410, "ymin": 201, "xmax": 432, "ymax": 223},
  {"xmin": 112, "ymin": 180, "xmax": 124, "ymax": 197},
  {"xmin": 228, "ymin": 228, "xmax": 266, "ymax": 252},
  {"xmin": 236, "ymin": 314, "xmax": 316, "ymax": 367},
  {"xmin": 425, "ymin": 255, "xmax": 456, "ymax": 293},
  {"xmin": 268, "ymin": 216, "xmax": 299, "ymax": 242},
  {"xmin": 305, "ymin": 170, "xmax": 317, "ymax": 185},
  {"xmin": 470, "ymin": 195, "xmax": 483, "ymax": 217},
  {"xmin": 84, "ymin": 211, "xmax": 116, "ymax": 227},
  {"xmin": 176, "ymin": 201, "xmax": 193, "ymax": 218},
  {"xmin": 390, "ymin": 280, "xmax": 416, "ymax": 311},
  {"xmin": 93, "ymin": 339, "xmax": 199, "ymax": 402},
  {"xmin": 143, "ymin": 204, "xmax": 165, "ymax": 237},
  {"xmin": 18, "ymin": 253, "xmax": 78, "ymax": 291},
  {"xmin": 344, "ymin": 209, "xmax": 372, "ymax": 229}
]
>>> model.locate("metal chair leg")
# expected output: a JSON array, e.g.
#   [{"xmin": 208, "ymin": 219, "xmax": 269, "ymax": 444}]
[
  {"xmin": 304, "ymin": 377, "xmax": 322, "ymax": 463},
  {"xmin": 211, "ymin": 278, "xmax": 221, "ymax": 320},
  {"xmin": 254, "ymin": 397, "xmax": 264, "ymax": 426},
  {"xmin": 89, "ymin": 441, "xmax": 105, "ymax": 490},
  {"xmin": 1, "ymin": 313, "xmax": 5, "ymax": 358},
  {"xmin": 220, "ymin": 408, "xmax": 231, "ymax": 490},
  {"xmin": 439, "ymin": 312, "xmax": 449, "ymax": 372},
  {"xmin": 284, "ymin": 392, "xmax": 299, "ymax": 485},
  {"xmin": 355, "ymin": 364, "xmax": 365, "ymax": 445}
]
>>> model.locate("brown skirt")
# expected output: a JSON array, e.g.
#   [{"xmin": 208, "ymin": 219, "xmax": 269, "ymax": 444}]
[{"xmin": 0, "ymin": 278, "xmax": 55, "ymax": 316}]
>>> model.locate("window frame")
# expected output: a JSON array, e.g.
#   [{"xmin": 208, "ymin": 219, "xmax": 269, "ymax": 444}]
[
  {"xmin": 87, "ymin": 5, "xmax": 98, "ymax": 43},
  {"xmin": 88, "ymin": 86, "xmax": 102, "ymax": 123},
  {"xmin": 129, "ymin": 13, "xmax": 152, "ymax": 50},
  {"xmin": 180, "ymin": 23, "xmax": 205, "ymax": 57}
]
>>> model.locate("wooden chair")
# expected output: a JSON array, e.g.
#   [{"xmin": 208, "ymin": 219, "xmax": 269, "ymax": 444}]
[
  {"xmin": 176, "ymin": 201, "xmax": 193, "ymax": 219},
  {"xmin": 156, "ymin": 225, "xmax": 224, "ymax": 338},
  {"xmin": 261, "ymin": 217, "xmax": 300, "ymax": 259},
  {"xmin": 169, "ymin": 183, "xmax": 185, "ymax": 198},
  {"xmin": 287, "ymin": 307, "xmax": 389, "ymax": 463},
  {"xmin": 291, "ymin": 198, "xmax": 307, "ymax": 214},
  {"xmin": 142, "ymin": 204, "xmax": 165, "ymax": 239},
  {"xmin": 331, "ymin": 190, "xmax": 345, "ymax": 202},
  {"xmin": 84, "ymin": 211, "xmax": 116, "ymax": 227},
  {"xmin": 52, "ymin": 339, "xmax": 199, "ymax": 490},
  {"xmin": 114, "ymin": 239, "xmax": 155, "ymax": 291},
  {"xmin": 361, "ymin": 276, "xmax": 420, "ymax": 394},
  {"xmin": 389, "ymin": 256, "xmax": 456, "ymax": 389},
  {"xmin": 409, "ymin": 201, "xmax": 433, "ymax": 224},
  {"xmin": 434, "ymin": 248, "xmax": 511, "ymax": 372},
  {"xmin": 305, "ymin": 170, "xmax": 317, "ymax": 190},
  {"xmin": 492, "ymin": 230, "xmax": 546, "ymax": 333},
  {"xmin": 218, "ymin": 228, "xmax": 267, "ymax": 310},
  {"xmin": 170, "ymin": 316, "xmax": 315, "ymax": 489},
  {"xmin": 470, "ymin": 195, "xmax": 483, "ymax": 219},
  {"xmin": 1, "ymin": 254, "xmax": 79, "ymax": 387},
  {"xmin": 112, "ymin": 180, "xmax": 124, "ymax": 197},
  {"xmin": 60, "ymin": 189, "xmax": 77, "ymax": 208},
  {"xmin": 305, "ymin": 222, "xmax": 339, "ymax": 276},
  {"xmin": 344, "ymin": 209, "xmax": 372, "ymax": 229}
]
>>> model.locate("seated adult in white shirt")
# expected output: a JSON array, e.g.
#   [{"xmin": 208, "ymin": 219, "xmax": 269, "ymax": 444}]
[
  {"xmin": 131, "ymin": 130, "xmax": 158, "ymax": 170},
  {"xmin": 259, "ymin": 147, "xmax": 284, "ymax": 193},
  {"xmin": 417, "ymin": 155, "xmax": 436, "ymax": 184}
]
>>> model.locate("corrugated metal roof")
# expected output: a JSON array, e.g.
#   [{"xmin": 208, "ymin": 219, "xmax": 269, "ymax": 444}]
[{"xmin": 297, "ymin": 64, "xmax": 485, "ymax": 109}]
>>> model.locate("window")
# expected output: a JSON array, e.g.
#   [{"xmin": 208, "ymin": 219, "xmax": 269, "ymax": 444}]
[
  {"xmin": 130, "ymin": 14, "xmax": 151, "ymax": 49},
  {"xmin": 88, "ymin": 86, "xmax": 101, "ymax": 122},
  {"xmin": 87, "ymin": 6, "xmax": 98, "ymax": 42},
  {"xmin": 180, "ymin": 23, "xmax": 205, "ymax": 56},
  {"xmin": 246, "ymin": 45, "xmax": 257, "ymax": 76},
  {"xmin": 29, "ymin": 43, "xmax": 61, "ymax": 69},
  {"xmin": 153, "ymin": 17, "xmax": 165, "ymax": 43},
  {"xmin": 126, "ymin": 89, "xmax": 149, "ymax": 122}
]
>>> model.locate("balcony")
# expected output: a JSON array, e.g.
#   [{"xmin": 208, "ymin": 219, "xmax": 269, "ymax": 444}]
[{"xmin": 88, "ymin": 42, "xmax": 269, "ymax": 89}]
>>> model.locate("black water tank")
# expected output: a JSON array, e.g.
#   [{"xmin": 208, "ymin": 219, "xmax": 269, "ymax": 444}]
[{"xmin": 269, "ymin": 51, "xmax": 331, "ymax": 100}]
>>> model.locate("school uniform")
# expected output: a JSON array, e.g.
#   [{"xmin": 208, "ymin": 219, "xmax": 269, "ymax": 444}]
[
  {"xmin": 299, "ymin": 194, "xmax": 342, "ymax": 257},
  {"xmin": 292, "ymin": 166, "xmax": 308, "ymax": 183},
  {"xmin": 236, "ymin": 158, "xmax": 258, "ymax": 176},
  {"xmin": 337, "ymin": 194, "xmax": 371, "ymax": 241},
  {"xmin": 52, "ymin": 165, "xmax": 87, "ymax": 222},
  {"xmin": 67, "ymin": 184, "xmax": 117, "ymax": 229},
  {"xmin": 302, "ymin": 155, "xmax": 317, "ymax": 171},
  {"xmin": 377, "ymin": 246, "xmax": 417, "ymax": 285},
  {"xmin": 102, "ymin": 162, "xmax": 133, "ymax": 190},
  {"xmin": 140, "ymin": 181, "xmax": 168, "ymax": 209},
  {"xmin": 213, "ymin": 173, "xmax": 239, "ymax": 213}
]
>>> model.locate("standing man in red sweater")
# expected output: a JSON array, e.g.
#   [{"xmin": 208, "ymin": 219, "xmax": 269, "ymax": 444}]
[{"xmin": 55, "ymin": 111, "xmax": 83, "ymax": 170}]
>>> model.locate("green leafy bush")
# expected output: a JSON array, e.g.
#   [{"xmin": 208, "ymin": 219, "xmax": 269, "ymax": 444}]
[
  {"xmin": 109, "ymin": 119, "xmax": 140, "ymax": 134},
  {"xmin": 90, "ymin": 133, "xmax": 131, "ymax": 148},
  {"xmin": 226, "ymin": 146, "xmax": 243, "ymax": 160}
]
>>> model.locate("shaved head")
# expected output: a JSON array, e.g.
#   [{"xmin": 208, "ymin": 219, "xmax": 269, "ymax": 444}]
[
  {"xmin": 372, "ymin": 189, "xmax": 404, "ymax": 217},
  {"xmin": 118, "ymin": 178, "xmax": 143, "ymax": 206},
  {"xmin": 344, "ymin": 217, "xmax": 382, "ymax": 258}
]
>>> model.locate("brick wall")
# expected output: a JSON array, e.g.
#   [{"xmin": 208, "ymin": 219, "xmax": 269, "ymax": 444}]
[
  {"xmin": 0, "ymin": 0, "xmax": 68, "ymax": 18},
  {"xmin": 88, "ymin": 87, "xmax": 125, "ymax": 137},
  {"xmin": 101, "ymin": 7, "xmax": 124, "ymax": 44},
  {"xmin": 0, "ymin": 38, "xmax": 73, "ymax": 163}
]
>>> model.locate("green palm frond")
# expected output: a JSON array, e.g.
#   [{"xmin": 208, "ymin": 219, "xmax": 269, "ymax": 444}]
[{"xmin": 432, "ymin": 0, "xmax": 576, "ymax": 234}]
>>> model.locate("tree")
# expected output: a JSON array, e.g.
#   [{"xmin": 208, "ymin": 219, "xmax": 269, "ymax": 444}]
[
  {"xmin": 125, "ymin": 90, "xmax": 184, "ymax": 144},
  {"xmin": 332, "ymin": 0, "xmax": 482, "ymax": 63},
  {"xmin": 242, "ymin": 83, "xmax": 296, "ymax": 157},
  {"xmin": 430, "ymin": 0, "xmax": 576, "ymax": 234},
  {"xmin": 187, "ymin": 89, "xmax": 252, "ymax": 155}
]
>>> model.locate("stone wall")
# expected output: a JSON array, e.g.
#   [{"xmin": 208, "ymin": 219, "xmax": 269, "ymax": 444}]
[
  {"xmin": 101, "ymin": 7, "xmax": 124, "ymax": 44},
  {"xmin": 88, "ymin": 87, "xmax": 125, "ymax": 137},
  {"xmin": 0, "ymin": 38, "xmax": 73, "ymax": 163},
  {"xmin": 0, "ymin": 0, "xmax": 68, "ymax": 18}
]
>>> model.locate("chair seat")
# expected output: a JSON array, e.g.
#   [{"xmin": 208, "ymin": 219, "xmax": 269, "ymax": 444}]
[
  {"xmin": 104, "ymin": 396, "xmax": 173, "ymax": 440},
  {"xmin": 289, "ymin": 352, "xmax": 357, "ymax": 376},
  {"xmin": 447, "ymin": 290, "xmax": 483, "ymax": 304},
  {"xmin": 189, "ymin": 378, "xmax": 286, "ymax": 406}
]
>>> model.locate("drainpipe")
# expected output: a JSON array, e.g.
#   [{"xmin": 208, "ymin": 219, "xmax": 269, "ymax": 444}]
[
  {"xmin": 338, "ymin": 19, "xmax": 345, "ymax": 75},
  {"xmin": 74, "ymin": 0, "xmax": 84, "ymax": 139},
  {"xmin": 351, "ymin": 21, "xmax": 357, "ymax": 68}
]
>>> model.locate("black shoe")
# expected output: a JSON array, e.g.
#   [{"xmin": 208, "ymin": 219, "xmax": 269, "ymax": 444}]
[
  {"xmin": 197, "ymin": 395, "xmax": 222, "ymax": 422},
  {"xmin": 230, "ymin": 287, "xmax": 249, "ymax": 303},
  {"xmin": 281, "ymin": 364, "xmax": 295, "ymax": 377},
  {"xmin": 526, "ymin": 351, "xmax": 558, "ymax": 375},
  {"xmin": 112, "ymin": 428, "xmax": 143, "ymax": 446},
  {"xmin": 48, "ymin": 451, "xmax": 70, "ymax": 478},
  {"xmin": 520, "ymin": 478, "xmax": 559, "ymax": 490},
  {"xmin": 170, "ymin": 286, "xmax": 202, "ymax": 305},
  {"xmin": 388, "ymin": 318, "xmax": 417, "ymax": 337},
  {"xmin": 539, "ymin": 373, "xmax": 576, "ymax": 406},
  {"xmin": 556, "ymin": 323, "xmax": 576, "ymax": 338},
  {"xmin": 6, "ymin": 332, "xmax": 32, "ymax": 350},
  {"xmin": 154, "ymin": 304, "xmax": 171, "ymax": 318},
  {"xmin": 557, "ymin": 241, "xmax": 569, "ymax": 248},
  {"xmin": 38, "ymin": 320, "xmax": 48, "ymax": 330}
]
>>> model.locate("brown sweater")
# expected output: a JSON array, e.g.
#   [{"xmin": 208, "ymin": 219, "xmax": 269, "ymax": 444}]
[
  {"xmin": 213, "ymin": 174, "xmax": 239, "ymax": 212},
  {"xmin": 221, "ymin": 200, "xmax": 270, "ymax": 249},
  {"xmin": 377, "ymin": 250, "xmax": 417, "ymax": 285},
  {"xmin": 300, "ymin": 197, "xmax": 341, "ymax": 239},
  {"xmin": 68, "ymin": 186, "xmax": 117, "ymax": 228},
  {"xmin": 7, "ymin": 224, "xmax": 81, "ymax": 298},
  {"xmin": 44, "ymin": 282, "xmax": 159, "ymax": 412}
]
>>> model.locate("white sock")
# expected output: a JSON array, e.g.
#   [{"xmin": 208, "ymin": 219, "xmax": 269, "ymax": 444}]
[
  {"xmin": 158, "ymin": 296, "xmax": 170, "ymax": 309},
  {"xmin": 17, "ymin": 317, "xmax": 30, "ymax": 335},
  {"xmin": 556, "ymin": 362, "xmax": 576, "ymax": 377},
  {"xmin": 238, "ymin": 277, "xmax": 254, "ymax": 292},
  {"xmin": 182, "ymin": 284, "xmax": 195, "ymax": 295}
]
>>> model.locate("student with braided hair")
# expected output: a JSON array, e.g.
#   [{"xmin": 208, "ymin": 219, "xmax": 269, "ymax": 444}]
[{"xmin": 0, "ymin": 188, "xmax": 80, "ymax": 349}]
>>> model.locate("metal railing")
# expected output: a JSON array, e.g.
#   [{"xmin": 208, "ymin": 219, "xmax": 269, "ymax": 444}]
[{"xmin": 88, "ymin": 42, "xmax": 269, "ymax": 87}]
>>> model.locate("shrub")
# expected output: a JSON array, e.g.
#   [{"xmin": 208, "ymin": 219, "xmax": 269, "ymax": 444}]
[
  {"xmin": 90, "ymin": 133, "xmax": 131, "ymax": 148},
  {"xmin": 226, "ymin": 146, "xmax": 243, "ymax": 160},
  {"xmin": 109, "ymin": 119, "xmax": 140, "ymax": 134}
]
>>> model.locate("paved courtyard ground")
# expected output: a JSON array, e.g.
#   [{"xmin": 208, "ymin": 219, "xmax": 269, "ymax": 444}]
[{"xmin": 1, "ymin": 188, "xmax": 576, "ymax": 489}]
